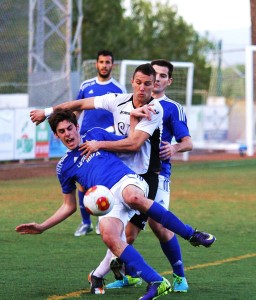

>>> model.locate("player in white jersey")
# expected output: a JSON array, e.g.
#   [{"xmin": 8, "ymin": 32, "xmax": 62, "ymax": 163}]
[
  {"xmin": 104, "ymin": 60, "xmax": 193, "ymax": 292},
  {"xmin": 17, "ymin": 108, "xmax": 215, "ymax": 299},
  {"xmin": 74, "ymin": 50, "xmax": 126, "ymax": 237}
]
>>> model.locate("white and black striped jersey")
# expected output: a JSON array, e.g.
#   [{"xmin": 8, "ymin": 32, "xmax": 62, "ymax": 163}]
[{"xmin": 94, "ymin": 93, "xmax": 163, "ymax": 174}]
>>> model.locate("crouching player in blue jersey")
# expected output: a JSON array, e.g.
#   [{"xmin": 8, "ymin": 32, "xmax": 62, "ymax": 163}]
[{"xmin": 16, "ymin": 108, "xmax": 215, "ymax": 300}]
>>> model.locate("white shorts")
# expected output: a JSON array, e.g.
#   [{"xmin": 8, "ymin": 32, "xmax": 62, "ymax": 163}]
[
  {"xmin": 99, "ymin": 174, "xmax": 149, "ymax": 229},
  {"xmin": 154, "ymin": 175, "xmax": 171, "ymax": 210}
]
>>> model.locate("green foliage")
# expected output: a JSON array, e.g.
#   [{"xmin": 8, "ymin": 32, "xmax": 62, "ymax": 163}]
[
  {"xmin": 0, "ymin": 159, "xmax": 255, "ymax": 299},
  {"xmin": 0, "ymin": 0, "xmax": 218, "ymax": 95},
  {"xmin": 78, "ymin": 0, "xmax": 215, "ymax": 93}
]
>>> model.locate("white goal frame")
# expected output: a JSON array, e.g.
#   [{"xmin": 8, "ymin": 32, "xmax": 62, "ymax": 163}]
[
  {"xmin": 119, "ymin": 60, "xmax": 194, "ymax": 161},
  {"xmin": 245, "ymin": 45, "xmax": 256, "ymax": 156}
]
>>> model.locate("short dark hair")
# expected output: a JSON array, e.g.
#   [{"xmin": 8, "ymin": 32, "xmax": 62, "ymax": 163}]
[
  {"xmin": 132, "ymin": 63, "xmax": 156, "ymax": 80},
  {"xmin": 151, "ymin": 59, "xmax": 174, "ymax": 78},
  {"xmin": 48, "ymin": 109, "xmax": 78, "ymax": 134},
  {"xmin": 97, "ymin": 50, "xmax": 114, "ymax": 63}
]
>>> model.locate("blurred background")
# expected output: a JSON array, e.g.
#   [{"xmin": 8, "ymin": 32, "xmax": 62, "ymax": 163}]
[{"xmin": 0, "ymin": 0, "xmax": 255, "ymax": 161}]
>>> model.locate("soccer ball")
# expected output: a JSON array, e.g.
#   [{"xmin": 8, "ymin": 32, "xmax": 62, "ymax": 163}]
[{"xmin": 83, "ymin": 185, "xmax": 114, "ymax": 216}]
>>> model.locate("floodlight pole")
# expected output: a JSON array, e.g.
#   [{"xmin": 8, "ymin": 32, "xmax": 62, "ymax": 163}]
[{"xmin": 28, "ymin": 0, "xmax": 83, "ymax": 104}]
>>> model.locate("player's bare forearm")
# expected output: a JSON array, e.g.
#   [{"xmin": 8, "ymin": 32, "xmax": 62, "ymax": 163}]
[
  {"xmin": 30, "ymin": 98, "xmax": 95, "ymax": 125},
  {"xmin": 80, "ymin": 106, "xmax": 153, "ymax": 157},
  {"xmin": 53, "ymin": 97, "xmax": 95, "ymax": 112},
  {"xmin": 16, "ymin": 191, "xmax": 77, "ymax": 235}
]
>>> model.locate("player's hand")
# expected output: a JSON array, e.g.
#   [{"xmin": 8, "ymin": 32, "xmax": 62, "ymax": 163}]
[
  {"xmin": 79, "ymin": 140, "xmax": 100, "ymax": 159},
  {"xmin": 15, "ymin": 223, "xmax": 43, "ymax": 234},
  {"xmin": 159, "ymin": 141, "xmax": 177, "ymax": 160},
  {"xmin": 130, "ymin": 104, "xmax": 156, "ymax": 120},
  {"xmin": 30, "ymin": 109, "xmax": 46, "ymax": 125}
]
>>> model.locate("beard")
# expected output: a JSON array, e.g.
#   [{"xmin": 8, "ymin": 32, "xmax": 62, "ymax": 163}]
[{"xmin": 98, "ymin": 70, "xmax": 111, "ymax": 79}]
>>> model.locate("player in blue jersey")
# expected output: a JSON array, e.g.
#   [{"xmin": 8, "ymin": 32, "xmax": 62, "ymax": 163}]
[
  {"xmin": 75, "ymin": 50, "xmax": 126, "ymax": 237},
  {"xmin": 149, "ymin": 59, "xmax": 192, "ymax": 292},
  {"xmin": 17, "ymin": 108, "xmax": 215, "ymax": 299}
]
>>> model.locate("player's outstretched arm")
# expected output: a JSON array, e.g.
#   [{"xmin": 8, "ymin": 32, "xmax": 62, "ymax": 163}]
[
  {"xmin": 16, "ymin": 190, "xmax": 77, "ymax": 235},
  {"xmin": 30, "ymin": 97, "xmax": 95, "ymax": 125},
  {"xmin": 79, "ymin": 106, "xmax": 155, "ymax": 158}
]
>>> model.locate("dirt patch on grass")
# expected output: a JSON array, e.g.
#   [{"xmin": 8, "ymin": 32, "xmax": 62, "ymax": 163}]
[{"xmin": 0, "ymin": 160, "xmax": 57, "ymax": 180}]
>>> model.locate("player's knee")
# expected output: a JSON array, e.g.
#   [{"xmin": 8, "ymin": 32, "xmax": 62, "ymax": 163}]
[
  {"xmin": 125, "ymin": 191, "xmax": 143, "ymax": 209},
  {"xmin": 101, "ymin": 232, "xmax": 118, "ymax": 250}
]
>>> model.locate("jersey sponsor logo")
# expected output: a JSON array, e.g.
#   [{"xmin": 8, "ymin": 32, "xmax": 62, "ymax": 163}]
[
  {"xmin": 88, "ymin": 89, "xmax": 94, "ymax": 94},
  {"xmin": 56, "ymin": 153, "xmax": 69, "ymax": 175},
  {"xmin": 74, "ymin": 157, "xmax": 78, "ymax": 163},
  {"xmin": 81, "ymin": 80, "xmax": 96, "ymax": 90},
  {"xmin": 120, "ymin": 110, "xmax": 130, "ymax": 115},
  {"xmin": 76, "ymin": 151, "xmax": 101, "ymax": 167}
]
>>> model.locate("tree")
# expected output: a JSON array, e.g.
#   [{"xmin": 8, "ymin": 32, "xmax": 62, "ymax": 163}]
[{"xmin": 77, "ymin": 0, "xmax": 214, "ymax": 99}]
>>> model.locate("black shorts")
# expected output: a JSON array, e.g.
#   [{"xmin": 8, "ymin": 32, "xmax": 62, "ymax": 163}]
[{"xmin": 129, "ymin": 171, "xmax": 159, "ymax": 230}]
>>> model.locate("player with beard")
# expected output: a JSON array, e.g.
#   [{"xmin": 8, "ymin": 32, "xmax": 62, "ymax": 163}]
[{"xmin": 74, "ymin": 50, "xmax": 126, "ymax": 237}]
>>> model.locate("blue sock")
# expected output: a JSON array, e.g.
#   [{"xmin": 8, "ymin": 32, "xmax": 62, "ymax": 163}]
[
  {"xmin": 78, "ymin": 190, "xmax": 91, "ymax": 224},
  {"xmin": 147, "ymin": 202, "xmax": 194, "ymax": 240},
  {"xmin": 160, "ymin": 235, "xmax": 185, "ymax": 277},
  {"xmin": 120, "ymin": 245, "xmax": 162, "ymax": 283}
]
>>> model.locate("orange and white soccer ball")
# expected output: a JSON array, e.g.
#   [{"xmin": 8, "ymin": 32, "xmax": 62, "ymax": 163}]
[{"xmin": 83, "ymin": 185, "xmax": 114, "ymax": 216}]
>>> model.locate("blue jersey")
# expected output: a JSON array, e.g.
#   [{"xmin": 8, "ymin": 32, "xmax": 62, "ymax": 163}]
[
  {"xmin": 159, "ymin": 95, "xmax": 190, "ymax": 178},
  {"xmin": 76, "ymin": 77, "xmax": 126, "ymax": 134},
  {"xmin": 56, "ymin": 128, "xmax": 135, "ymax": 194}
]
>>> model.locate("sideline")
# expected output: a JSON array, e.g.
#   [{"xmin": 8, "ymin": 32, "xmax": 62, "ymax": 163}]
[
  {"xmin": 47, "ymin": 253, "xmax": 256, "ymax": 300},
  {"xmin": 162, "ymin": 252, "xmax": 256, "ymax": 274}
]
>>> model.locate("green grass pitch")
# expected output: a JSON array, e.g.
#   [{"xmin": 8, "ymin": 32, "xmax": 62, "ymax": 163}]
[{"xmin": 1, "ymin": 159, "xmax": 255, "ymax": 299}]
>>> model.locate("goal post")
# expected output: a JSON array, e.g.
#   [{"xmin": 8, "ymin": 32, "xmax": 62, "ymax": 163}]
[
  {"xmin": 119, "ymin": 60, "xmax": 194, "ymax": 107},
  {"xmin": 245, "ymin": 45, "xmax": 256, "ymax": 156}
]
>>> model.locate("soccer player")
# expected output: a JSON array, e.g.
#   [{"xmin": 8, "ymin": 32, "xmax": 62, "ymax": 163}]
[
  {"xmin": 30, "ymin": 63, "xmax": 216, "ymax": 293},
  {"xmin": 16, "ymin": 108, "xmax": 215, "ymax": 299},
  {"xmin": 106, "ymin": 59, "xmax": 193, "ymax": 291},
  {"xmin": 150, "ymin": 59, "xmax": 192, "ymax": 292},
  {"xmin": 74, "ymin": 50, "xmax": 126, "ymax": 237},
  {"xmin": 31, "ymin": 64, "xmax": 164, "ymax": 233}
]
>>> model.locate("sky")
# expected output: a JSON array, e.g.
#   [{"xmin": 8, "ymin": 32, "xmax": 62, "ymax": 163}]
[
  {"xmin": 123, "ymin": 0, "xmax": 251, "ymax": 64},
  {"xmin": 168, "ymin": 0, "xmax": 250, "ymax": 31}
]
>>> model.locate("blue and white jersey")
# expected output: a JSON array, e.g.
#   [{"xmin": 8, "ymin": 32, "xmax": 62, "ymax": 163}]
[
  {"xmin": 56, "ymin": 127, "xmax": 134, "ymax": 194},
  {"xmin": 158, "ymin": 95, "xmax": 190, "ymax": 178},
  {"xmin": 76, "ymin": 77, "xmax": 126, "ymax": 134}
]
